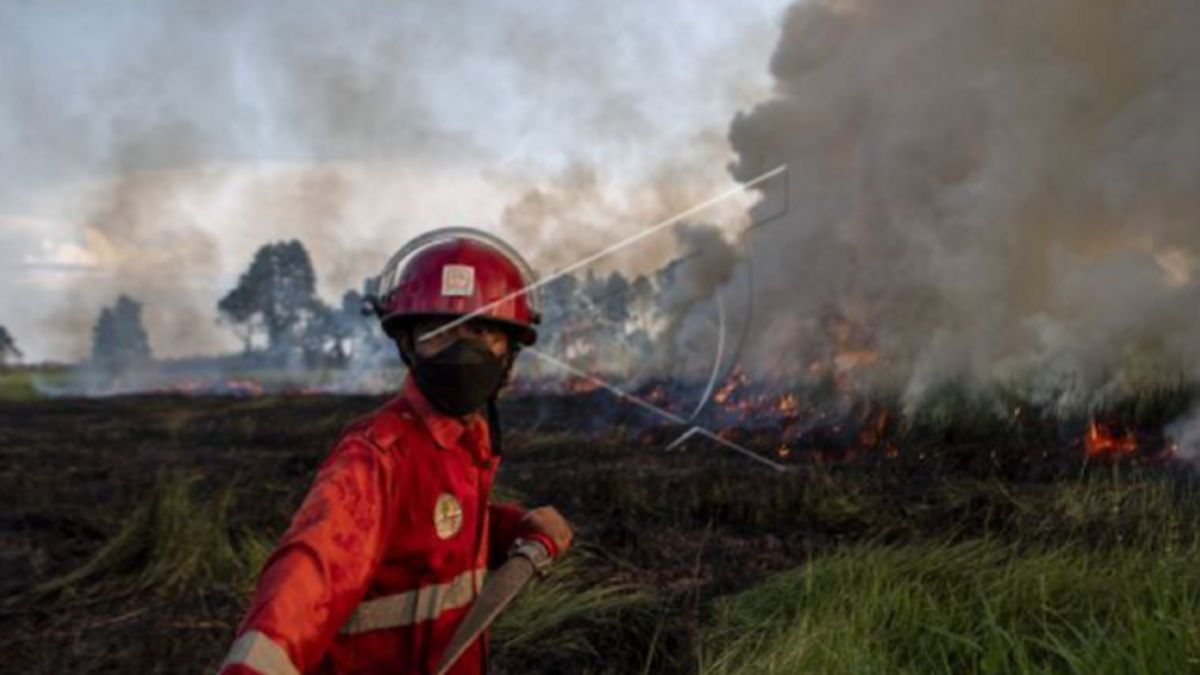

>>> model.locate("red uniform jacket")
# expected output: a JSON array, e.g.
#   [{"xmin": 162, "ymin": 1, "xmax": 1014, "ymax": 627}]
[{"xmin": 219, "ymin": 378, "xmax": 555, "ymax": 675}]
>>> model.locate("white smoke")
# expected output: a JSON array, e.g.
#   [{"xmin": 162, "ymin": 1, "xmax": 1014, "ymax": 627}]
[
  {"xmin": 1167, "ymin": 407, "xmax": 1200, "ymax": 462},
  {"xmin": 728, "ymin": 0, "xmax": 1200, "ymax": 411},
  {"xmin": 0, "ymin": 0, "xmax": 782, "ymax": 361}
]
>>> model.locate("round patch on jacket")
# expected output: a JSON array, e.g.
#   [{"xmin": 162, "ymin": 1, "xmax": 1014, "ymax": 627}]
[{"xmin": 433, "ymin": 493, "xmax": 464, "ymax": 539}]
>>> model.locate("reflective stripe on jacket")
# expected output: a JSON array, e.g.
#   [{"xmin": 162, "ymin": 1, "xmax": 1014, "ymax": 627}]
[{"xmin": 219, "ymin": 377, "xmax": 547, "ymax": 674}]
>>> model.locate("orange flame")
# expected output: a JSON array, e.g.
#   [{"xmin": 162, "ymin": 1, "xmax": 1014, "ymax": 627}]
[
  {"xmin": 227, "ymin": 379, "xmax": 264, "ymax": 396},
  {"xmin": 1084, "ymin": 420, "xmax": 1138, "ymax": 458},
  {"xmin": 563, "ymin": 376, "xmax": 601, "ymax": 394},
  {"xmin": 713, "ymin": 367, "xmax": 749, "ymax": 405},
  {"xmin": 776, "ymin": 392, "xmax": 800, "ymax": 417},
  {"xmin": 643, "ymin": 384, "xmax": 667, "ymax": 405}
]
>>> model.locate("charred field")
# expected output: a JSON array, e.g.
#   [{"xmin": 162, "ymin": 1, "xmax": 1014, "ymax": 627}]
[{"xmin": 2, "ymin": 388, "xmax": 1200, "ymax": 674}]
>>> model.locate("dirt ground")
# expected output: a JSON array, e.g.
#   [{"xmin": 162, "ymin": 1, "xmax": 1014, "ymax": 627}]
[{"xmin": 0, "ymin": 392, "xmax": 1191, "ymax": 673}]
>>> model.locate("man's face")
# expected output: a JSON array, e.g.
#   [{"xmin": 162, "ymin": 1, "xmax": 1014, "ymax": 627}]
[{"xmin": 409, "ymin": 317, "xmax": 511, "ymax": 359}]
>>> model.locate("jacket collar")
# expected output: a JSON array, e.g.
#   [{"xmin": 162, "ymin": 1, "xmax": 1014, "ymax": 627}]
[{"xmin": 399, "ymin": 376, "xmax": 493, "ymax": 461}]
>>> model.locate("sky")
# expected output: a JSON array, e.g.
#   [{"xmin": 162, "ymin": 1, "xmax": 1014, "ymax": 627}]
[{"xmin": 0, "ymin": 0, "xmax": 790, "ymax": 362}]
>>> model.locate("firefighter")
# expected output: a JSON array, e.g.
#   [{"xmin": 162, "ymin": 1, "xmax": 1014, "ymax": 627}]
[{"xmin": 219, "ymin": 228, "xmax": 573, "ymax": 675}]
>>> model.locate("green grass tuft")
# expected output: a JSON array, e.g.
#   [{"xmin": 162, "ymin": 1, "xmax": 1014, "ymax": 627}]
[
  {"xmin": 0, "ymin": 370, "xmax": 40, "ymax": 401},
  {"xmin": 702, "ymin": 539, "xmax": 1200, "ymax": 675},
  {"xmin": 494, "ymin": 549, "xmax": 665, "ymax": 673},
  {"xmin": 23, "ymin": 472, "xmax": 270, "ymax": 602}
]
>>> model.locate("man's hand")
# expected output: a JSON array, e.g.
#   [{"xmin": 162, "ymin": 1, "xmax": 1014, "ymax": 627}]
[{"xmin": 520, "ymin": 506, "xmax": 573, "ymax": 556}]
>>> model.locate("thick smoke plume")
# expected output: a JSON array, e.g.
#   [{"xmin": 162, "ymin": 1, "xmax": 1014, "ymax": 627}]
[{"xmin": 729, "ymin": 0, "xmax": 1200, "ymax": 411}]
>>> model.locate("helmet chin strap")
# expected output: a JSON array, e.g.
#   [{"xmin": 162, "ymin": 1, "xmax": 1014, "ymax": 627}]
[
  {"xmin": 487, "ymin": 348, "xmax": 518, "ymax": 457},
  {"xmin": 486, "ymin": 397, "xmax": 503, "ymax": 458}
]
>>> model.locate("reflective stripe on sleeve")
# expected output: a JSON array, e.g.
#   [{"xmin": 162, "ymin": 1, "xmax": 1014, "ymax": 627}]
[
  {"xmin": 220, "ymin": 630, "xmax": 300, "ymax": 675},
  {"xmin": 341, "ymin": 567, "xmax": 486, "ymax": 634}
]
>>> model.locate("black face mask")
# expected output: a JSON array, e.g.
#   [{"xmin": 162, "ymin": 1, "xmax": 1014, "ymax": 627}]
[{"xmin": 409, "ymin": 338, "xmax": 508, "ymax": 417}]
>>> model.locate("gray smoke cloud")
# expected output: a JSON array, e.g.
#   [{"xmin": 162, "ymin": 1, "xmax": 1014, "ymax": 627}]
[
  {"xmin": 729, "ymin": 0, "xmax": 1200, "ymax": 411},
  {"xmin": 1, "ymin": 0, "xmax": 782, "ymax": 361},
  {"xmin": 1167, "ymin": 406, "xmax": 1200, "ymax": 462},
  {"xmin": 49, "ymin": 168, "xmax": 222, "ymax": 357}
]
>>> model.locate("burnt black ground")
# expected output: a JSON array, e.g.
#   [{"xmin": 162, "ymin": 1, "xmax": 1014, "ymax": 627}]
[{"xmin": 0, "ymin": 393, "xmax": 1194, "ymax": 674}]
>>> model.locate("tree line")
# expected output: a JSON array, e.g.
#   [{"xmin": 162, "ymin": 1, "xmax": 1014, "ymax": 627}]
[{"xmin": 77, "ymin": 237, "xmax": 692, "ymax": 377}]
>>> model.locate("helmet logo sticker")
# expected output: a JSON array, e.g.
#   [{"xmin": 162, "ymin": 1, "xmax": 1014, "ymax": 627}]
[
  {"xmin": 434, "ymin": 492, "xmax": 464, "ymax": 539},
  {"xmin": 441, "ymin": 265, "xmax": 475, "ymax": 297}
]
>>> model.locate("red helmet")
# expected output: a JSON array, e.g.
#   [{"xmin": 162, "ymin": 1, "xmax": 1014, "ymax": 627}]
[{"xmin": 374, "ymin": 227, "xmax": 541, "ymax": 345}]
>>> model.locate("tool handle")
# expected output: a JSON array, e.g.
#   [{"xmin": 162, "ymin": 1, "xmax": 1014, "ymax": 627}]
[{"xmin": 508, "ymin": 538, "xmax": 552, "ymax": 576}]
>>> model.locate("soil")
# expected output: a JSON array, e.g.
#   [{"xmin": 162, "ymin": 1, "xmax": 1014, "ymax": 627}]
[{"xmin": 0, "ymin": 392, "xmax": 1185, "ymax": 673}]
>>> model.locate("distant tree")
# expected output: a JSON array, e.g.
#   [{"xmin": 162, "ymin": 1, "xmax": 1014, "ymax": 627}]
[
  {"xmin": 91, "ymin": 295, "xmax": 152, "ymax": 373},
  {"xmin": 341, "ymin": 289, "xmax": 367, "ymax": 318},
  {"xmin": 601, "ymin": 271, "xmax": 632, "ymax": 324},
  {"xmin": 298, "ymin": 292, "xmax": 383, "ymax": 366},
  {"xmin": 540, "ymin": 274, "xmax": 579, "ymax": 328},
  {"xmin": 218, "ymin": 240, "xmax": 331, "ymax": 358},
  {"xmin": 331, "ymin": 289, "xmax": 390, "ymax": 361},
  {"xmin": 631, "ymin": 274, "xmax": 654, "ymax": 300},
  {"xmin": 582, "ymin": 269, "xmax": 605, "ymax": 305},
  {"xmin": 335, "ymin": 285, "xmax": 395, "ymax": 365},
  {"xmin": 298, "ymin": 303, "xmax": 342, "ymax": 364},
  {"xmin": 629, "ymin": 274, "xmax": 656, "ymax": 331},
  {"xmin": 0, "ymin": 325, "xmax": 22, "ymax": 367},
  {"xmin": 654, "ymin": 259, "xmax": 683, "ymax": 314},
  {"xmin": 361, "ymin": 274, "xmax": 381, "ymax": 302},
  {"xmin": 341, "ymin": 289, "xmax": 379, "ymax": 340}
]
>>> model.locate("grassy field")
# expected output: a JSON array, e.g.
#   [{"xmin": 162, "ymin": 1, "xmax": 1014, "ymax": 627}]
[
  {"xmin": 703, "ymin": 538, "xmax": 1200, "ymax": 674},
  {"xmin": 0, "ymin": 369, "xmax": 43, "ymax": 401},
  {"xmin": 698, "ymin": 469, "xmax": 1200, "ymax": 675},
  {"xmin": 1, "ymin": 392, "xmax": 1198, "ymax": 673}
]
